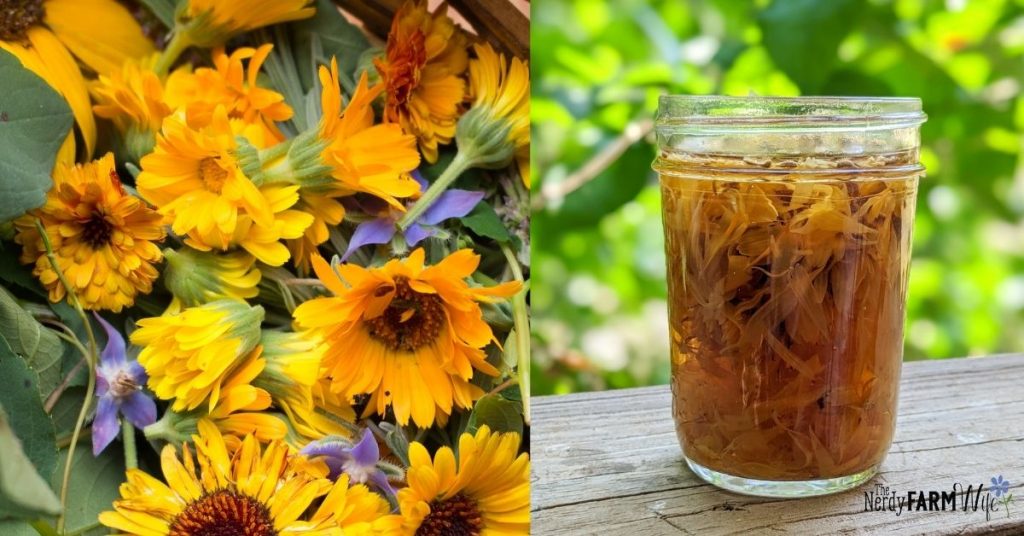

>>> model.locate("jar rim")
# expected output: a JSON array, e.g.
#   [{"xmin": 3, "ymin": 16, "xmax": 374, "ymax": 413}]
[{"xmin": 656, "ymin": 95, "xmax": 925, "ymax": 128}]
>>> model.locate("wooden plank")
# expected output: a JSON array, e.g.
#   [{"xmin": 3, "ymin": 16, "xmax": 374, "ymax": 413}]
[{"xmin": 532, "ymin": 355, "xmax": 1024, "ymax": 534}]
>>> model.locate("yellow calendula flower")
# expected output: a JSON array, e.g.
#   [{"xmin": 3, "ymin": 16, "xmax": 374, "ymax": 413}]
[
  {"xmin": 100, "ymin": 420, "xmax": 389, "ymax": 535},
  {"xmin": 90, "ymin": 54, "xmax": 170, "ymax": 152},
  {"xmin": 144, "ymin": 367, "xmax": 288, "ymax": 450},
  {"xmin": 163, "ymin": 247, "xmax": 261, "ymax": 308},
  {"xmin": 175, "ymin": 0, "xmax": 315, "ymax": 49},
  {"xmin": 1, "ymin": 0, "xmax": 155, "ymax": 162},
  {"xmin": 466, "ymin": 42, "xmax": 530, "ymax": 187},
  {"xmin": 131, "ymin": 299, "xmax": 264, "ymax": 412},
  {"xmin": 293, "ymin": 249, "xmax": 520, "ymax": 428},
  {"xmin": 376, "ymin": 0, "xmax": 468, "ymax": 163},
  {"xmin": 381, "ymin": 426, "xmax": 530, "ymax": 535},
  {"xmin": 254, "ymin": 330, "xmax": 355, "ymax": 444},
  {"xmin": 179, "ymin": 44, "xmax": 293, "ymax": 140},
  {"xmin": 137, "ymin": 107, "xmax": 313, "ymax": 266},
  {"xmin": 14, "ymin": 153, "xmax": 164, "ymax": 312}
]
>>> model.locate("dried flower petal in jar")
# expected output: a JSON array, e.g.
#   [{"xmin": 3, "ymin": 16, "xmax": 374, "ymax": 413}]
[{"xmin": 654, "ymin": 96, "xmax": 925, "ymax": 497}]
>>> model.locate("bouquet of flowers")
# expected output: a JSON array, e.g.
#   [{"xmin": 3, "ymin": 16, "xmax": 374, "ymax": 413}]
[{"xmin": 0, "ymin": 0, "xmax": 530, "ymax": 534}]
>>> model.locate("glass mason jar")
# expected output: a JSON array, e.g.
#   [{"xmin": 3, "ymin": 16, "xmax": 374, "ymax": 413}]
[{"xmin": 653, "ymin": 96, "xmax": 925, "ymax": 497}]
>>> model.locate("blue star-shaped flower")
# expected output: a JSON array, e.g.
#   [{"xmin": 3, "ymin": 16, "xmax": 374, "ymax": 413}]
[
  {"xmin": 92, "ymin": 313, "xmax": 156, "ymax": 455},
  {"xmin": 991, "ymin": 475, "xmax": 1011, "ymax": 497}
]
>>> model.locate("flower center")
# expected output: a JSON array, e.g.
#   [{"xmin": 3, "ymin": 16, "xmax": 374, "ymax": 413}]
[
  {"xmin": 110, "ymin": 371, "xmax": 138, "ymax": 398},
  {"xmin": 383, "ymin": 29, "xmax": 427, "ymax": 109},
  {"xmin": 365, "ymin": 276, "xmax": 444, "ymax": 352},
  {"xmin": 0, "ymin": 0, "xmax": 44, "ymax": 42},
  {"xmin": 416, "ymin": 493, "xmax": 483, "ymax": 536},
  {"xmin": 198, "ymin": 157, "xmax": 229, "ymax": 193},
  {"xmin": 169, "ymin": 489, "xmax": 276, "ymax": 536},
  {"xmin": 81, "ymin": 212, "xmax": 113, "ymax": 249}
]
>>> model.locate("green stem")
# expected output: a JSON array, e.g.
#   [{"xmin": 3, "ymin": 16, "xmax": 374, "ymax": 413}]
[
  {"xmin": 397, "ymin": 149, "xmax": 475, "ymax": 231},
  {"xmin": 499, "ymin": 242, "xmax": 530, "ymax": 425},
  {"xmin": 122, "ymin": 420, "xmax": 138, "ymax": 470},
  {"xmin": 154, "ymin": 32, "xmax": 191, "ymax": 76},
  {"xmin": 36, "ymin": 220, "xmax": 99, "ymax": 534}
]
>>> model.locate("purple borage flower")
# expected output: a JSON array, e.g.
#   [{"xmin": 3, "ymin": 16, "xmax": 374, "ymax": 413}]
[
  {"xmin": 300, "ymin": 429, "xmax": 398, "ymax": 497},
  {"xmin": 342, "ymin": 171, "xmax": 484, "ymax": 261},
  {"xmin": 92, "ymin": 313, "xmax": 156, "ymax": 456}
]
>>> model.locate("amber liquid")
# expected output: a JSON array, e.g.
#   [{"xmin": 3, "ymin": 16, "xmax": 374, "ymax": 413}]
[{"xmin": 660, "ymin": 155, "xmax": 918, "ymax": 481}]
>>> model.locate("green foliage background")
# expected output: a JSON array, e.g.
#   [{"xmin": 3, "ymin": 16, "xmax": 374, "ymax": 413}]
[{"xmin": 531, "ymin": 0, "xmax": 1024, "ymax": 394}]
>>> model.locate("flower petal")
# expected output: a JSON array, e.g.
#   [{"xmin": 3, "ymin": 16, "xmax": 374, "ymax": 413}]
[
  {"xmin": 349, "ymin": 429, "xmax": 380, "ymax": 467},
  {"xmin": 121, "ymin": 391, "xmax": 157, "ymax": 428},
  {"xmin": 403, "ymin": 223, "xmax": 434, "ymax": 247},
  {"xmin": 93, "ymin": 312, "xmax": 127, "ymax": 367},
  {"xmin": 92, "ymin": 396, "xmax": 119, "ymax": 455},
  {"xmin": 341, "ymin": 218, "xmax": 397, "ymax": 261},
  {"xmin": 419, "ymin": 189, "xmax": 485, "ymax": 225}
]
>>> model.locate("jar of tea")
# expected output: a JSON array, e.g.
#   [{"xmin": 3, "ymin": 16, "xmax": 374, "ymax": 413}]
[{"xmin": 654, "ymin": 96, "xmax": 925, "ymax": 497}]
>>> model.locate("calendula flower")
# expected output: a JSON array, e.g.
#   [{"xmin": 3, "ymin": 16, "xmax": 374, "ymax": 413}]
[
  {"xmin": 253, "ymin": 329, "xmax": 355, "ymax": 444},
  {"xmin": 15, "ymin": 153, "xmax": 165, "ymax": 312},
  {"xmin": 174, "ymin": 0, "xmax": 315, "ymax": 49},
  {"xmin": 343, "ymin": 173, "xmax": 483, "ymax": 261},
  {"xmin": 137, "ymin": 107, "xmax": 313, "ymax": 265},
  {"xmin": 287, "ymin": 190, "xmax": 345, "ymax": 274},
  {"xmin": 381, "ymin": 426, "xmax": 530, "ymax": 535},
  {"xmin": 92, "ymin": 313, "xmax": 156, "ymax": 455},
  {"xmin": 301, "ymin": 429, "xmax": 398, "ymax": 497},
  {"xmin": 375, "ymin": 0, "xmax": 468, "ymax": 163},
  {"xmin": 90, "ymin": 54, "xmax": 174, "ymax": 162},
  {"xmin": 465, "ymin": 42, "xmax": 530, "ymax": 187},
  {"xmin": 1, "ymin": 0, "xmax": 155, "ymax": 162},
  {"xmin": 397, "ymin": 43, "xmax": 530, "ymax": 230},
  {"xmin": 162, "ymin": 247, "xmax": 261, "ymax": 308},
  {"xmin": 318, "ymin": 61, "xmax": 421, "ymax": 206},
  {"xmin": 100, "ymin": 420, "xmax": 388, "ymax": 535},
  {"xmin": 237, "ymin": 59, "xmax": 419, "ymax": 268},
  {"xmin": 145, "ymin": 356, "xmax": 287, "ymax": 451},
  {"xmin": 182, "ymin": 44, "xmax": 293, "ymax": 139},
  {"xmin": 131, "ymin": 299, "xmax": 264, "ymax": 412},
  {"xmin": 293, "ymin": 249, "xmax": 520, "ymax": 427}
]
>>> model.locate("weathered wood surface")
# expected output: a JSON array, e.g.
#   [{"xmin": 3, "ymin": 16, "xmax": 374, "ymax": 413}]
[{"xmin": 532, "ymin": 355, "xmax": 1024, "ymax": 535}]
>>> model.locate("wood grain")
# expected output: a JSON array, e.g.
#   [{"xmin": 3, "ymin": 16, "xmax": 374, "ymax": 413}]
[{"xmin": 532, "ymin": 355, "xmax": 1024, "ymax": 535}]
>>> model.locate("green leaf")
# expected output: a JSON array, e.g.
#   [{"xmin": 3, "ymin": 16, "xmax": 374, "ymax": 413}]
[
  {"xmin": 0, "ymin": 49, "xmax": 73, "ymax": 221},
  {"xmin": 0, "ymin": 286, "xmax": 63, "ymax": 397},
  {"xmin": 462, "ymin": 203, "xmax": 512, "ymax": 242},
  {"xmin": 137, "ymin": 0, "xmax": 175, "ymax": 28},
  {"xmin": 289, "ymin": 0, "xmax": 370, "ymax": 92},
  {"xmin": 0, "ymin": 519, "xmax": 45, "ymax": 536},
  {"xmin": 466, "ymin": 394, "xmax": 523, "ymax": 436},
  {"xmin": 49, "ymin": 445, "xmax": 123, "ymax": 536},
  {"xmin": 0, "ymin": 404, "xmax": 61, "ymax": 520},
  {"xmin": 0, "ymin": 342, "xmax": 57, "ymax": 482},
  {"xmin": 49, "ymin": 386, "xmax": 86, "ymax": 438},
  {"xmin": 757, "ymin": 0, "xmax": 859, "ymax": 93},
  {"xmin": 0, "ymin": 245, "xmax": 45, "ymax": 299}
]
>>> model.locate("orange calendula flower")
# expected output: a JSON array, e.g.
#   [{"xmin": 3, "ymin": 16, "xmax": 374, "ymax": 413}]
[
  {"xmin": 293, "ymin": 248, "xmax": 521, "ymax": 428},
  {"xmin": 376, "ymin": 0, "xmax": 468, "ymax": 163},
  {"xmin": 137, "ymin": 107, "xmax": 312, "ymax": 265},
  {"xmin": 178, "ymin": 44, "xmax": 293, "ymax": 140},
  {"xmin": 15, "ymin": 153, "xmax": 164, "ymax": 312}
]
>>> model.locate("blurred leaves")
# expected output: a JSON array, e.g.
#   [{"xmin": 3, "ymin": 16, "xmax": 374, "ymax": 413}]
[
  {"xmin": 0, "ymin": 342, "xmax": 56, "ymax": 483},
  {"xmin": 532, "ymin": 0, "xmax": 1024, "ymax": 394},
  {"xmin": 0, "ymin": 405, "xmax": 61, "ymax": 521}
]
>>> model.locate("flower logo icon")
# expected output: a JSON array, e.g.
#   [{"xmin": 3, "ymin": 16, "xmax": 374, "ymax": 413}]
[{"xmin": 991, "ymin": 475, "xmax": 1011, "ymax": 497}]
